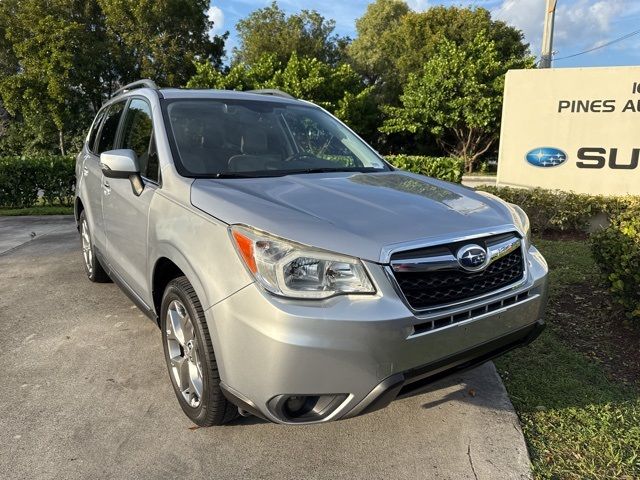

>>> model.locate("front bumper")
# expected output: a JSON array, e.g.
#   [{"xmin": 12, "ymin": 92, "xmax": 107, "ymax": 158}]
[{"xmin": 205, "ymin": 246, "xmax": 548, "ymax": 424}]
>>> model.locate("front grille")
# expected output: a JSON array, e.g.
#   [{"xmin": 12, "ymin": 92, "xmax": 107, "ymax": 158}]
[
  {"xmin": 391, "ymin": 238, "xmax": 525, "ymax": 310},
  {"xmin": 412, "ymin": 291, "xmax": 530, "ymax": 335}
]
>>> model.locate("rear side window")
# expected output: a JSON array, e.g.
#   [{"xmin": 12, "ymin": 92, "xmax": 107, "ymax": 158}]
[
  {"xmin": 97, "ymin": 102, "xmax": 125, "ymax": 154},
  {"xmin": 87, "ymin": 109, "xmax": 106, "ymax": 153}
]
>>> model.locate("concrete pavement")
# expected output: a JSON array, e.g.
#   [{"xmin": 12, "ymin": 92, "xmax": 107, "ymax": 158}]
[{"xmin": 0, "ymin": 217, "xmax": 532, "ymax": 480}]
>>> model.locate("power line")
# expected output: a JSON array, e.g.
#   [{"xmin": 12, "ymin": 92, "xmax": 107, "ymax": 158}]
[{"xmin": 554, "ymin": 27, "xmax": 640, "ymax": 61}]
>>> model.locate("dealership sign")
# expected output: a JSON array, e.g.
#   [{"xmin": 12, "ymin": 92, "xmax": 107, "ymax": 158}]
[{"xmin": 497, "ymin": 67, "xmax": 640, "ymax": 195}]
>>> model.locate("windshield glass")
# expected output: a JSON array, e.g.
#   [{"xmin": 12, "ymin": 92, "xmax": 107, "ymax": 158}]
[{"xmin": 163, "ymin": 99, "xmax": 389, "ymax": 177}]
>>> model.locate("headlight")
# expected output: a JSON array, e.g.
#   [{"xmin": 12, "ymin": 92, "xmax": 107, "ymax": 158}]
[
  {"xmin": 230, "ymin": 225, "xmax": 375, "ymax": 299},
  {"xmin": 509, "ymin": 203, "xmax": 531, "ymax": 247}
]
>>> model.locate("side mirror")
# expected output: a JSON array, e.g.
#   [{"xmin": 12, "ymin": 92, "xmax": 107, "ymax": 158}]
[
  {"xmin": 100, "ymin": 149, "xmax": 144, "ymax": 196},
  {"xmin": 100, "ymin": 149, "xmax": 139, "ymax": 178}
]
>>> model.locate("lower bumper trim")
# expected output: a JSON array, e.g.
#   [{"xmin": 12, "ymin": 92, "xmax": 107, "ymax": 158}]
[{"xmin": 342, "ymin": 319, "xmax": 545, "ymax": 419}]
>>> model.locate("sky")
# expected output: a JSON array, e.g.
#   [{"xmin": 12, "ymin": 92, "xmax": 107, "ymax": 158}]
[{"xmin": 206, "ymin": 0, "xmax": 640, "ymax": 68}]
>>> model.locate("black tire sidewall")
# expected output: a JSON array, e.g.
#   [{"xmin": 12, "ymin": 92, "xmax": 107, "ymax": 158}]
[{"xmin": 160, "ymin": 279, "xmax": 218, "ymax": 425}]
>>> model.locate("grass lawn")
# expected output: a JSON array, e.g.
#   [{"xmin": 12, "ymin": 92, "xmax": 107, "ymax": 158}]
[
  {"xmin": 0, "ymin": 205, "xmax": 73, "ymax": 216},
  {"xmin": 495, "ymin": 239, "xmax": 640, "ymax": 479}
]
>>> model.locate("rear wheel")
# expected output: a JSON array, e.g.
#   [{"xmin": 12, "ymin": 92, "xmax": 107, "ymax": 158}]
[
  {"xmin": 161, "ymin": 276, "xmax": 237, "ymax": 426},
  {"xmin": 79, "ymin": 211, "xmax": 110, "ymax": 283}
]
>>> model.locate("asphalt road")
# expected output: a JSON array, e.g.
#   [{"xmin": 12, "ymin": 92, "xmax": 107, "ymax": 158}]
[{"xmin": 0, "ymin": 216, "xmax": 532, "ymax": 480}]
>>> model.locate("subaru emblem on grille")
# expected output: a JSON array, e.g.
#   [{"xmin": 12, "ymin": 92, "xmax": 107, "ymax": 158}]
[{"xmin": 456, "ymin": 244, "xmax": 489, "ymax": 272}]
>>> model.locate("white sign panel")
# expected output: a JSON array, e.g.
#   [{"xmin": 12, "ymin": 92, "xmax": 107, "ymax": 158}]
[{"xmin": 497, "ymin": 67, "xmax": 640, "ymax": 195}]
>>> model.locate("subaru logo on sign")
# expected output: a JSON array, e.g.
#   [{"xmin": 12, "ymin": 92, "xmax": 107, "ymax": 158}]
[
  {"xmin": 457, "ymin": 244, "xmax": 489, "ymax": 272},
  {"xmin": 525, "ymin": 147, "xmax": 568, "ymax": 167}
]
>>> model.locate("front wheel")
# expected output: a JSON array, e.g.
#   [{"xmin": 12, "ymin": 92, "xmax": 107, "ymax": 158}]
[{"xmin": 161, "ymin": 276, "xmax": 237, "ymax": 426}]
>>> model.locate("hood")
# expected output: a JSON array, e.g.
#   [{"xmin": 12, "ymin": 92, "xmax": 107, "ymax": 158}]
[{"xmin": 191, "ymin": 171, "xmax": 517, "ymax": 262}]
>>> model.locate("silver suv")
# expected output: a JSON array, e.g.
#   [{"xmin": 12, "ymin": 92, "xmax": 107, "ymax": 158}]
[{"xmin": 75, "ymin": 80, "xmax": 548, "ymax": 426}]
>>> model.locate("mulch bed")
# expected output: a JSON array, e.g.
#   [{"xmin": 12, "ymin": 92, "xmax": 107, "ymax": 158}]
[
  {"xmin": 538, "ymin": 230, "xmax": 588, "ymax": 241},
  {"xmin": 548, "ymin": 283, "xmax": 640, "ymax": 389}
]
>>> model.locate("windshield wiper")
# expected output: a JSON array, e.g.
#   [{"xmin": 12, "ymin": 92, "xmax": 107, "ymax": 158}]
[
  {"xmin": 212, "ymin": 172, "xmax": 265, "ymax": 178},
  {"xmin": 284, "ymin": 167, "xmax": 380, "ymax": 175},
  {"xmin": 210, "ymin": 167, "xmax": 383, "ymax": 179}
]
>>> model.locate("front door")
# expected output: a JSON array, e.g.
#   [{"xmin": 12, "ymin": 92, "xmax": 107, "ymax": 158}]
[{"xmin": 102, "ymin": 98, "xmax": 159, "ymax": 306}]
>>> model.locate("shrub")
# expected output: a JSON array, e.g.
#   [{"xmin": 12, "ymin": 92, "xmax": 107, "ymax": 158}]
[
  {"xmin": 477, "ymin": 185, "xmax": 640, "ymax": 319},
  {"xmin": 475, "ymin": 185, "xmax": 640, "ymax": 234},
  {"xmin": 385, "ymin": 155, "xmax": 464, "ymax": 183},
  {"xmin": 590, "ymin": 203, "xmax": 640, "ymax": 319},
  {"xmin": 0, "ymin": 155, "xmax": 75, "ymax": 208}
]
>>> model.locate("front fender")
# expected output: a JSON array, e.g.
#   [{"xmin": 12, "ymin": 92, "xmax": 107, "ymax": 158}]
[{"xmin": 147, "ymin": 193, "xmax": 253, "ymax": 311}]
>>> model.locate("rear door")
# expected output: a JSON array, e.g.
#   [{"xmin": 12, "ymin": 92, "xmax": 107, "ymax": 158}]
[
  {"xmin": 82, "ymin": 102, "xmax": 125, "ymax": 253},
  {"xmin": 102, "ymin": 97, "xmax": 159, "ymax": 305}
]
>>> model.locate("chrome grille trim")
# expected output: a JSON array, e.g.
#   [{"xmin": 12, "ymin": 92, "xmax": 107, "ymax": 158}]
[
  {"xmin": 409, "ymin": 290, "xmax": 536, "ymax": 337},
  {"xmin": 390, "ymin": 235, "xmax": 521, "ymax": 273},
  {"xmin": 385, "ymin": 231, "xmax": 528, "ymax": 313}
]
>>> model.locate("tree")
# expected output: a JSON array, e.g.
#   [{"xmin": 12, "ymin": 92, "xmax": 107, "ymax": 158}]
[
  {"xmin": 0, "ymin": 0, "xmax": 102, "ymax": 154},
  {"xmin": 381, "ymin": 33, "xmax": 533, "ymax": 173},
  {"xmin": 349, "ymin": 2, "xmax": 530, "ymax": 104},
  {"xmin": 234, "ymin": 2, "xmax": 348, "ymax": 67},
  {"xmin": 348, "ymin": 0, "xmax": 409, "ymax": 86},
  {"xmin": 98, "ymin": 0, "xmax": 225, "ymax": 89},
  {"xmin": 187, "ymin": 53, "xmax": 379, "ymax": 142},
  {"xmin": 0, "ymin": 0, "xmax": 226, "ymax": 155}
]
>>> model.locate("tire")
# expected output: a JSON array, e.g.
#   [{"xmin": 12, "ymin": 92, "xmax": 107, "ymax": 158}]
[
  {"xmin": 161, "ymin": 276, "xmax": 237, "ymax": 426},
  {"xmin": 79, "ymin": 210, "xmax": 110, "ymax": 283}
]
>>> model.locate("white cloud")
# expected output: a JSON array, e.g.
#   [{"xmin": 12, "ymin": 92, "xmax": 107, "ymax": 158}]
[
  {"xmin": 407, "ymin": 0, "xmax": 430, "ymax": 11},
  {"xmin": 493, "ymin": 0, "xmax": 632, "ymax": 60},
  {"xmin": 207, "ymin": 5, "xmax": 225, "ymax": 38}
]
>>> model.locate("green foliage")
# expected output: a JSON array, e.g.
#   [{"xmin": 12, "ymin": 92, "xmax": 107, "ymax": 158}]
[
  {"xmin": 591, "ymin": 202, "xmax": 640, "ymax": 319},
  {"xmin": 477, "ymin": 186, "xmax": 638, "ymax": 234},
  {"xmin": 234, "ymin": 1, "xmax": 347, "ymax": 67},
  {"xmin": 496, "ymin": 239, "xmax": 640, "ymax": 479},
  {"xmin": 0, "ymin": 0, "xmax": 224, "ymax": 156},
  {"xmin": 385, "ymin": 155, "xmax": 463, "ymax": 183},
  {"xmin": 98, "ymin": 0, "xmax": 224, "ymax": 87},
  {"xmin": 382, "ymin": 32, "xmax": 532, "ymax": 173},
  {"xmin": 479, "ymin": 185, "xmax": 640, "ymax": 319},
  {"xmin": 349, "ymin": 2, "xmax": 530, "ymax": 103},
  {"xmin": 0, "ymin": 156, "xmax": 75, "ymax": 208},
  {"xmin": 0, "ymin": 0, "xmax": 101, "ymax": 155},
  {"xmin": 348, "ymin": 0, "xmax": 409, "ymax": 89},
  {"xmin": 187, "ymin": 53, "xmax": 380, "ymax": 142}
]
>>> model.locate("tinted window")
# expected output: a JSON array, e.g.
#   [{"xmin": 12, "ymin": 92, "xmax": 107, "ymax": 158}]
[
  {"xmin": 164, "ymin": 100, "xmax": 389, "ymax": 177},
  {"xmin": 121, "ymin": 99, "xmax": 157, "ymax": 181},
  {"xmin": 87, "ymin": 109, "xmax": 106, "ymax": 153},
  {"xmin": 97, "ymin": 102, "xmax": 125, "ymax": 154}
]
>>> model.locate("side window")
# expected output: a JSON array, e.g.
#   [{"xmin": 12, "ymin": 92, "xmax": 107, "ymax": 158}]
[
  {"xmin": 121, "ymin": 99, "xmax": 158, "ymax": 182},
  {"xmin": 97, "ymin": 102, "xmax": 125, "ymax": 154},
  {"xmin": 87, "ymin": 109, "xmax": 106, "ymax": 154}
]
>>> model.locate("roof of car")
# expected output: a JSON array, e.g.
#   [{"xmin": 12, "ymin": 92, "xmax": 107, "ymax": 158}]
[{"xmin": 160, "ymin": 88, "xmax": 304, "ymax": 105}]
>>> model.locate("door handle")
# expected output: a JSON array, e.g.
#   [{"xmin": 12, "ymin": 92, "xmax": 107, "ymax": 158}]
[{"xmin": 103, "ymin": 181, "xmax": 111, "ymax": 195}]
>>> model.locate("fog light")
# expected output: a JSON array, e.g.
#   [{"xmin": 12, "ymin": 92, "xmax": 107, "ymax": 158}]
[
  {"xmin": 284, "ymin": 395, "xmax": 316, "ymax": 417},
  {"xmin": 268, "ymin": 394, "xmax": 348, "ymax": 423}
]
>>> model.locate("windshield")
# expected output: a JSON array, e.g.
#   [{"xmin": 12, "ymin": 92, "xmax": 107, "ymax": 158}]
[{"xmin": 162, "ymin": 99, "xmax": 390, "ymax": 177}]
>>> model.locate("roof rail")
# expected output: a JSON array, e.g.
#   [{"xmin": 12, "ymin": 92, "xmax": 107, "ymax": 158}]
[
  {"xmin": 246, "ymin": 89, "xmax": 295, "ymax": 100},
  {"xmin": 112, "ymin": 79, "xmax": 159, "ymax": 98}
]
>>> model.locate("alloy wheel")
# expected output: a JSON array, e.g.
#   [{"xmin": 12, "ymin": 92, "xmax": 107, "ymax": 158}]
[
  {"xmin": 81, "ymin": 219, "xmax": 93, "ymax": 275},
  {"xmin": 165, "ymin": 300, "xmax": 203, "ymax": 408}
]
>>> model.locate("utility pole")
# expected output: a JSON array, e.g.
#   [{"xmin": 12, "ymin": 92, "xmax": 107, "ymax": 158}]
[{"xmin": 540, "ymin": 0, "xmax": 557, "ymax": 68}]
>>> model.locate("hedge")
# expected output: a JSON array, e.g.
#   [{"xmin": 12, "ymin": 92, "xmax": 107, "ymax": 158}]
[
  {"xmin": 385, "ymin": 155, "xmax": 464, "ymax": 183},
  {"xmin": 590, "ymin": 202, "xmax": 640, "ymax": 319},
  {"xmin": 479, "ymin": 185, "xmax": 640, "ymax": 320},
  {"xmin": 0, "ymin": 156, "xmax": 75, "ymax": 208},
  {"xmin": 476, "ymin": 185, "xmax": 638, "ymax": 234}
]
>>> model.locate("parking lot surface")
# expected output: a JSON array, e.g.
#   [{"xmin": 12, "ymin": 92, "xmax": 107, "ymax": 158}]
[{"xmin": 0, "ymin": 217, "xmax": 531, "ymax": 479}]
